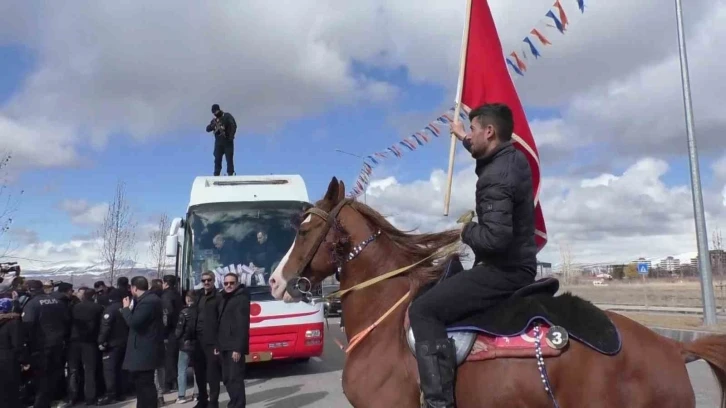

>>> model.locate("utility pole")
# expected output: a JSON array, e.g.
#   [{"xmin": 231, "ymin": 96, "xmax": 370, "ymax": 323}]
[
  {"xmin": 674, "ymin": 0, "xmax": 718, "ymax": 325},
  {"xmin": 334, "ymin": 149, "xmax": 367, "ymax": 204}
]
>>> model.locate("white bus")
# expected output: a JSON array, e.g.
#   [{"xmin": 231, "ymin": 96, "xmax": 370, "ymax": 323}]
[{"xmin": 165, "ymin": 175, "xmax": 325, "ymax": 363}]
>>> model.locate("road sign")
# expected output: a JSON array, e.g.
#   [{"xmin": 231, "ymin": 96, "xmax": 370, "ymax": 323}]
[{"xmin": 637, "ymin": 262, "xmax": 649, "ymax": 275}]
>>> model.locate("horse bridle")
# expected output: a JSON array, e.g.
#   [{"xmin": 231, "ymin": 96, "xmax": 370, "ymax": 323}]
[{"xmin": 286, "ymin": 198, "xmax": 352, "ymax": 297}]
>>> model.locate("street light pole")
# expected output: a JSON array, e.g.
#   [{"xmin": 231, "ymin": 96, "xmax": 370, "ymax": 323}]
[
  {"xmin": 674, "ymin": 0, "xmax": 718, "ymax": 326},
  {"xmin": 334, "ymin": 149, "xmax": 367, "ymax": 204}
]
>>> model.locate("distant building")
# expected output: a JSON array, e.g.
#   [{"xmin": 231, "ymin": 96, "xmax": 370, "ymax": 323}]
[
  {"xmin": 690, "ymin": 250, "xmax": 726, "ymax": 276},
  {"xmin": 536, "ymin": 261, "xmax": 552, "ymax": 279},
  {"xmin": 659, "ymin": 256, "xmax": 680, "ymax": 272}
]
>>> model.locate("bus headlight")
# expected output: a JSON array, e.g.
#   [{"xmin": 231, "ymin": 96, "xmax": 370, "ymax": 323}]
[{"xmin": 305, "ymin": 329, "xmax": 321, "ymax": 338}]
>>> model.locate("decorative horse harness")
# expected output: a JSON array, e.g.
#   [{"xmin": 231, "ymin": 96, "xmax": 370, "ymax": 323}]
[{"xmin": 284, "ymin": 197, "xmax": 459, "ymax": 353}]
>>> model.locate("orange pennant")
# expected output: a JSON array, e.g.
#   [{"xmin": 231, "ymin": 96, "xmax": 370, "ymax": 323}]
[
  {"xmin": 553, "ymin": 0, "xmax": 569, "ymax": 29},
  {"xmin": 510, "ymin": 52, "xmax": 527, "ymax": 72},
  {"xmin": 530, "ymin": 28, "xmax": 552, "ymax": 45}
]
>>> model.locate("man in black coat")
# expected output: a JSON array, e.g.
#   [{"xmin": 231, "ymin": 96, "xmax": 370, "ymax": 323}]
[
  {"xmin": 120, "ymin": 276, "xmax": 165, "ymax": 408},
  {"xmin": 193, "ymin": 271, "xmax": 222, "ymax": 408},
  {"xmin": 216, "ymin": 273, "xmax": 250, "ymax": 408},
  {"xmin": 161, "ymin": 275, "xmax": 183, "ymax": 392},
  {"xmin": 205, "ymin": 103, "xmax": 237, "ymax": 176},
  {"xmin": 98, "ymin": 289, "xmax": 130, "ymax": 404},
  {"xmin": 67, "ymin": 288, "xmax": 104, "ymax": 405},
  {"xmin": 408, "ymin": 103, "xmax": 538, "ymax": 408}
]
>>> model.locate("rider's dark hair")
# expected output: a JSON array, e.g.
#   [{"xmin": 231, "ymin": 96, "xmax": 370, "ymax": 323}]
[{"xmin": 469, "ymin": 103, "xmax": 514, "ymax": 141}]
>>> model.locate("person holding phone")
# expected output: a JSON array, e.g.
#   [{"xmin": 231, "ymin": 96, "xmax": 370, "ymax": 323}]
[{"xmin": 120, "ymin": 276, "xmax": 165, "ymax": 408}]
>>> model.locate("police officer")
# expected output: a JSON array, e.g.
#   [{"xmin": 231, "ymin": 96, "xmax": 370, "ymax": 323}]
[
  {"xmin": 22, "ymin": 279, "xmax": 71, "ymax": 408},
  {"xmin": 97, "ymin": 289, "xmax": 129, "ymax": 405},
  {"xmin": 67, "ymin": 288, "xmax": 104, "ymax": 405},
  {"xmin": 205, "ymin": 104, "xmax": 237, "ymax": 176}
]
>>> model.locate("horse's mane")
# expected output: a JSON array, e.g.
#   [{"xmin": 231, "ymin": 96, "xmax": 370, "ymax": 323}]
[{"xmin": 347, "ymin": 200, "xmax": 464, "ymax": 290}]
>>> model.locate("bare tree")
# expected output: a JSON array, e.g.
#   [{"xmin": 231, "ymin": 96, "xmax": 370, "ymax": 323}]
[
  {"xmin": 148, "ymin": 213, "xmax": 171, "ymax": 279},
  {"xmin": 0, "ymin": 152, "xmax": 23, "ymax": 257},
  {"xmin": 559, "ymin": 241, "xmax": 575, "ymax": 285},
  {"xmin": 96, "ymin": 180, "xmax": 137, "ymax": 283},
  {"xmin": 713, "ymin": 228, "xmax": 725, "ymax": 311},
  {"xmin": 712, "ymin": 229, "xmax": 723, "ymax": 275}
]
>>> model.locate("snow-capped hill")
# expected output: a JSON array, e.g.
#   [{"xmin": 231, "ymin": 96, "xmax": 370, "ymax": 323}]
[{"xmin": 11, "ymin": 258, "xmax": 175, "ymax": 287}]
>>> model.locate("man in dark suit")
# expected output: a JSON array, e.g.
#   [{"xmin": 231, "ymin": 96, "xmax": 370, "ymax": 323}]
[
  {"xmin": 120, "ymin": 276, "xmax": 165, "ymax": 408},
  {"xmin": 216, "ymin": 273, "xmax": 250, "ymax": 408}
]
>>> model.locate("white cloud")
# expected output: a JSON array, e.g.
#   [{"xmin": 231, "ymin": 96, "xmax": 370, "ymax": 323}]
[
  {"xmin": 0, "ymin": 115, "xmax": 79, "ymax": 168},
  {"xmin": 57, "ymin": 199, "xmax": 108, "ymax": 227},
  {"xmin": 1, "ymin": 0, "xmax": 723, "ymax": 169},
  {"xmin": 364, "ymin": 156, "xmax": 726, "ymax": 265}
]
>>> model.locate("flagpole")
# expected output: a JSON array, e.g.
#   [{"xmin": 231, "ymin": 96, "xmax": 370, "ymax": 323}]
[
  {"xmin": 674, "ymin": 0, "xmax": 718, "ymax": 326},
  {"xmin": 443, "ymin": 0, "xmax": 473, "ymax": 216}
]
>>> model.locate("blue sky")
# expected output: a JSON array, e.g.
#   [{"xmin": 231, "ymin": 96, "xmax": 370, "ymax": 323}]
[
  {"xmin": 1, "ymin": 40, "xmax": 578, "ymax": 246},
  {"xmin": 2, "ymin": 0, "xmax": 725, "ymax": 266}
]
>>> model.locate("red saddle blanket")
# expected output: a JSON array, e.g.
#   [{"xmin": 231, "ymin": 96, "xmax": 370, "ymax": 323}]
[
  {"xmin": 405, "ymin": 308, "xmax": 563, "ymax": 362},
  {"xmin": 466, "ymin": 324, "xmax": 562, "ymax": 362}
]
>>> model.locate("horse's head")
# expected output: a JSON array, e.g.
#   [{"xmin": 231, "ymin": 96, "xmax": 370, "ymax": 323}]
[{"xmin": 269, "ymin": 176, "xmax": 354, "ymax": 302}]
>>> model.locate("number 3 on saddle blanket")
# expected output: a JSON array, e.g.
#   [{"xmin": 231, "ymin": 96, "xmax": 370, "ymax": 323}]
[{"xmin": 404, "ymin": 275, "xmax": 622, "ymax": 364}]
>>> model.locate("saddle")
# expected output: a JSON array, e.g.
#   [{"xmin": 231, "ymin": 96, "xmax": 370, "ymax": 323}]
[{"xmin": 405, "ymin": 257, "xmax": 621, "ymax": 365}]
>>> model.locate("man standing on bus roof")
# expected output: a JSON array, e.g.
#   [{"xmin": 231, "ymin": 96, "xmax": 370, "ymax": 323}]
[{"xmin": 206, "ymin": 104, "xmax": 237, "ymax": 176}]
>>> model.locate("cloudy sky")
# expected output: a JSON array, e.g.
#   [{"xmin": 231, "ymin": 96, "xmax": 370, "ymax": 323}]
[{"xmin": 1, "ymin": 0, "xmax": 725, "ymax": 271}]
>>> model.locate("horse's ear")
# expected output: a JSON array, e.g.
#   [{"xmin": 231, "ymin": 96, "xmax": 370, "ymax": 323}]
[
  {"xmin": 323, "ymin": 176, "xmax": 340, "ymax": 202},
  {"xmin": 336, "ymin": 180, "xmax": 346, "ymax": 202}
]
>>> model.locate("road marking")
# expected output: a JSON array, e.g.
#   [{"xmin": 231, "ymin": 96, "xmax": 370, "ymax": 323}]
[{"xmin": 312, "ymin": 357, "xmax": 323, "ymax": 363}]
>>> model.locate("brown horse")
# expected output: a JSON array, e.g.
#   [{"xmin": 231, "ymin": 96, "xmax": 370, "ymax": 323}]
[{"xmin": 269, "ymin": 177, "xmax": 726, "ymax": 408}]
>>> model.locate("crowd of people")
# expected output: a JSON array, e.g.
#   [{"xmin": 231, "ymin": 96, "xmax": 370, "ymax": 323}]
[{"xmin": 0, "ymin": 270, "xmax": 251, "ymax": 408}]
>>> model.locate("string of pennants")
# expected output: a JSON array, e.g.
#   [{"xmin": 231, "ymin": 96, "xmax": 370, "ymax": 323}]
[
  {"xmin": 507, "ymin": 0, "xmax": 586, "ymax": 77},
  {"xmin": 348, "ymin": 107, "xmax": 470, "ymax": 197},
  {"xmin": 347, "ymin": 0, "xmax": 587, "ymax": 198}
]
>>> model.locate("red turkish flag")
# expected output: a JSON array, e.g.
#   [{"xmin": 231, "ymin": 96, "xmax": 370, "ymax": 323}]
[{"xmin": 459, "ymin": 0, "xmax": 547, "ymax": 251}]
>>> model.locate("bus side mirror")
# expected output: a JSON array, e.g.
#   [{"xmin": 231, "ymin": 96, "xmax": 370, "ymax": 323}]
[{"xmin": 165, "ymin": 236, "xmax": 178, "ymax": 258}]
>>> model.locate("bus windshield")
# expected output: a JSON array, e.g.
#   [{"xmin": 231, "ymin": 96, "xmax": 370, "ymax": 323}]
[{"xmin": 183, "ymin": 201, "xmax": 310, "ymax": 293}]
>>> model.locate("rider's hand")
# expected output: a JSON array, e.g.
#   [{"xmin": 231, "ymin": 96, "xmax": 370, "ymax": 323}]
[
  {"xmin": 450, "ymin": 121, "xmax": 466, "ymax": 141},
  {"xmin": 232, "ymin": 351, "xmax": 241, "ymax": 362},
  {"xmin": 456, "ymin": 210, "xmax": 475, "ymax": 224}
]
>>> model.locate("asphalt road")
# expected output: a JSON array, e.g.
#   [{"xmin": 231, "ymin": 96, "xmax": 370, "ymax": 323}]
[{"xmin": 109, "ymin": 317, "xmax": 720, "ymax": 408}]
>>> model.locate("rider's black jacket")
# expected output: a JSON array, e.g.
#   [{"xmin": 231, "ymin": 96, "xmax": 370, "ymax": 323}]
[{"xmin": 461, "ymin": 140, "xmax": 537, "ymax": 275}]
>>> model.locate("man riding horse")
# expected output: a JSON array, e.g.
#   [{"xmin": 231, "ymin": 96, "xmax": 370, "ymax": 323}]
[{"xmin": 409, "ymin": 103, "xmax": 537, "ymax": 408}]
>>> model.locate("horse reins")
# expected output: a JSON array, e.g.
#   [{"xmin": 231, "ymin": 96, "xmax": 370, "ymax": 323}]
[{"xmin": 287, "ymin": 198, "xmax": 460, "ymax": 354}]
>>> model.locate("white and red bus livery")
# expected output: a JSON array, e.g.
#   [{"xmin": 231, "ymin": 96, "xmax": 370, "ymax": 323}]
[{"xmin": 165, "ymin": 175, "xmax": 324, "ymax": 363}]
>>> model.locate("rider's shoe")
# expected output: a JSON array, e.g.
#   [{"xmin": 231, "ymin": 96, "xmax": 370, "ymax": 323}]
[{"xmin": 414, "ymin": 338, "xmax": 457, "ymax": 408}]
